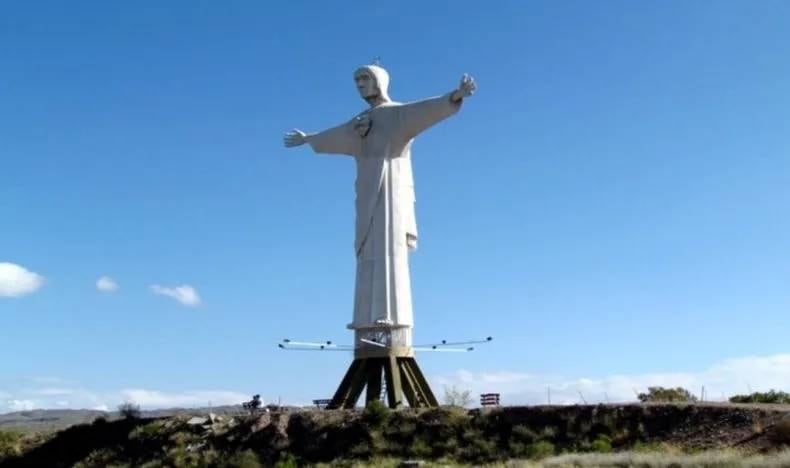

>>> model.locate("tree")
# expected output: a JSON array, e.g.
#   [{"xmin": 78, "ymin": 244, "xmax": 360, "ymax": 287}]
[
  {"xmin": 443, "ymin": 385, "xmax": 473, "ymax": 407},
  {"xmin": 637, "ymin": 386, "xmax": 697, "ymax": 403},
  {"xmin": 729, "ymin": 390, "xmax": 790, "ymax": 404},
  {"xmin": 118, "ymin": 402, "xmax": 141, "ymax": 419},
  {"xmin": 242, "ymin": 394, "xmax": 262, "ymax": 414}
]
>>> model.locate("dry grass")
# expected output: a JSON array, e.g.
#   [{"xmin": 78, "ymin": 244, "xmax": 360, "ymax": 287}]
[
  {"xmin": 517, "ymin": 449, "xmax": 790, "ymax": 467},
  {"xmin": 327, "ymin": 450, "xmax": 790, "ymax": 467}
]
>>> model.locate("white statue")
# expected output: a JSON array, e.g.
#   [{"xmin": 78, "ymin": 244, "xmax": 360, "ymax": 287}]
[{"xmin": 284, "ymin": 65, "xmax": 476, "ymax": 344}]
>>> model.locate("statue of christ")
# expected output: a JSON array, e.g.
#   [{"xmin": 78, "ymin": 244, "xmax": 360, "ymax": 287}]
[{"xmin": 283, "ymin": 64, "xmax": 476, "ymax": 340}]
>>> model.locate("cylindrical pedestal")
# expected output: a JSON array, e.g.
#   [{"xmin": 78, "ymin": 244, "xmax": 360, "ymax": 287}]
[{"xmin": 354, "ymin": 327, "xmax": 413, "ymax": 351}]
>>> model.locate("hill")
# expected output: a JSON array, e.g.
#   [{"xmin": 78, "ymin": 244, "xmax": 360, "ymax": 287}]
[
  {"xmin": 0, "ymin": 406, "xmax": 244, "ymax": 433},
  {"xmin": 1, "ymin": 403, "xmax": 789, "ymax": 467}
]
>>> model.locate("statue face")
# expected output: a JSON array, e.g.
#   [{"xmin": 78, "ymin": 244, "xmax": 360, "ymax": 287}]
[{"xmin": 354, "ymin": 70, "xmax": 378, "ymax": 100}]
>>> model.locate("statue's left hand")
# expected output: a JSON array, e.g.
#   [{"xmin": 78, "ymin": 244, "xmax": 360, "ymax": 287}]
[{"xmin": 452, "ymin": 73, "xmax": 477, "ymax": 102}]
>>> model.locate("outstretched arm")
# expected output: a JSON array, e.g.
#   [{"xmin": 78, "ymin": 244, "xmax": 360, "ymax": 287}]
[
  {"xmin": 283, "ymin": 121, "xmax": 358, "ymax": 156},
  {"xmin": 399, "ymin": 73, "xmax": 477, "ymax": 140}
]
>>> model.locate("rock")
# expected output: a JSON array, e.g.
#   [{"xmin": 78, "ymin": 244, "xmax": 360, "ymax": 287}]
[
  {"xmin": 251, "ymin": 413, "xmax": 272, "ymax": 433},
  {"xmin": 186, "ymin": 441, "xmax": 206, "ymax": 452},
  {"xmin": 187, "ymin": 416, "xmax": 209, "ymax": 426}
]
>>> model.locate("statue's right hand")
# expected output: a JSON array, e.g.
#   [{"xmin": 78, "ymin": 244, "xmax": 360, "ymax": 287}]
[{"xmin": 283, "ymin": 129, "xmax": 307, "ymax": 148}]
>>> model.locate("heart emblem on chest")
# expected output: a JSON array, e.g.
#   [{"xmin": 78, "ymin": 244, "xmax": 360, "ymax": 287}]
[{"xmin": 354, "ymin": 113, "xmax": 372, "ymax": 137}]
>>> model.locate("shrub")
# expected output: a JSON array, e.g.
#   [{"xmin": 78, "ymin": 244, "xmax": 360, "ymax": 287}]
[
  {"xmin": 0, "ymin": 430, "xmax": 23, "ymax": 459},
  {"xmin": 273, "ymin": 452, "xmax": 296, "ymax": 468},
  {"xmin": 632, "ymin": 440, "xmax": 666, "ymax": 452},
  {"xmin": 459, "ymin": 435, "xmax": 498, "ymax": 463},
  {"xmin": 637, "ymin": 387, "xmax": 698, "ymax": 403},
  {"xmin": 362, "ymin": 400, "xmax": 390, "ymax": 427},
  {"xmin": 73, "ymin": 448, "xmax": 119, "ymax": 467},
  {"xmin": 511, "ymin": 424, "xmax": 538, "ymax": 444},
  {"xmin": 431, "ymin": 435, "xmax": 459, "ymax": 458},
  {"xmin": 92, "ymin": 415, "xmax": 108, "ymax": 425},
  {"xmin": 408, "ymin": 438, "xmax": 432, "ymax": 458},
  {"xmin": 526, "ymin": 440, "xmax": 555, "ymax": 459},
  {"xmin": 509, "ymin": 424, "xmax": 539, "ymax": 456},
  {"xmin": 509, "ymin": 441, "xmax": 529, "ymax": 457},
  {"xmin": 590, "ymin": 435, "xmax": 613, "ymax": 453},
  {"xmin": 729, "ymin": 390, "xmax": 790, "ymax": 404},
  {"xmin": 349, "ymin": 440, "xmax": 373, "ymax": 458},
  {"xmin": 130, "ymin": 420, "xmax": 165, "ymax": 441},
  {"xmin": 540, "ymin": 426, "xmax": 558, "ymax": 440},
  {"xmin": 118, "ymin": 401, "xmax": 142, "ymax": 419}
]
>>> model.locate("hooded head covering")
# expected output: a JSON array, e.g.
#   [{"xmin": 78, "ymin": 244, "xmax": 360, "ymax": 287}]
[{"xmin": 354, "ymin": 64, "xmax": 391, "ymax": 103}]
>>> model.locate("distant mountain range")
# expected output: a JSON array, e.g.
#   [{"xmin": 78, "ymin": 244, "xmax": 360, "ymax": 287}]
[{"xmin": 0, "ymin": 406, "xmax": 245, "ymax": 433}]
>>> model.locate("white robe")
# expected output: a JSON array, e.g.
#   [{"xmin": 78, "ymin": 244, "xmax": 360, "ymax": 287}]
[{"xmin": 309, "ymin": 93, "xmax": 462, "ymax": 330}]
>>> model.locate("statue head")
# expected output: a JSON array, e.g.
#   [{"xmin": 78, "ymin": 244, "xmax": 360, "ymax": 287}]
[{"xmin": 354, "ymin": 65, "xmax": 391, "ymax": 105}]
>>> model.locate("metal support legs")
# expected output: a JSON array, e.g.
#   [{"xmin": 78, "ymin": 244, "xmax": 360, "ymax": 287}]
[{"xmin": 327, "ymin": 357, "xmax": 437, "ymax": 409}]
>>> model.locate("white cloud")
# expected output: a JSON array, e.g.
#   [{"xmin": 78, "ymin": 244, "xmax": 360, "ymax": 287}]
[
  {"xmin": 150, "ymin": 284, "xmax": 201, "ymax": 307},
  {"xmin": 96, "ymin": 276, "xmax": 119, "ymax": 293},
  {"xmin": 7, "ymin": 399, "xmax": 36, "ymax": 411},
  {"xmin": 120, "ymin": 389, "xmax": 249, "ymax": 409},
  {"xmin": 432, "ymin": 354, "xmax": 790, "ymax": 406},
  {"xmin": 6, "ymin": 354, "xmax": 789, "ymax": 413},
  {"xmin": 0, "ymin": 385, "xmax": 248, "ymax": 414},
  {"xmin": 0, "ymin": 262, "xmax": 44, "ymax": 298}
]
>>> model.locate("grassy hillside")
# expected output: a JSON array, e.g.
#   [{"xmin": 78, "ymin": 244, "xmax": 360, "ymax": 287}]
[{"xmin": 1, "ymin": 403, "xmax": 789, "ymax": 467}]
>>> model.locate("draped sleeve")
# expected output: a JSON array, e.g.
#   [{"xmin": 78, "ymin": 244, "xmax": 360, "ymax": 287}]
[
  {"xmin": 308, "ymin": 120, "xmax": 359, "ymax": 156},
  {"xmin": 397, "ymin": 93, "xmax": 463, "ymax": 141}
]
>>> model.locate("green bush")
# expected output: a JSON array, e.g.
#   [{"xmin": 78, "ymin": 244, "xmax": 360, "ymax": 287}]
[
  {"xmin": 408, "ymin": 438, "xmax": 432, "ymax": 458},
  {"xmin": 511, "ymin": 424, "xmax": 538, "ymax": 443},
  {"xmin": 130, "ymin": 420, "xmax": 165, "ymax": 441},
  {"xmin": 459, "ymin": 436, "xmax": 498, "ymax": 463},
  {"xmin": 0, "ymin": 430, "xmax": 23, "ymax": 459},
  {"xmin": 508, "ymin": 441, "xmax": 528, "ymax": 457},
  {"xmin": 729, "ymin": 390, "xmax": 790, "ymax": 404},
  {"xmin": 349, "ymin": 440, "xmax": 373, "ymax": 458},
  {"xmin": 632, "ymin": 440, "xmax": 665, "ymax": 452},
  {"xmin": 525, "ymin": 440, "xmax": 555, "ymax": 459},
  {"xmin": 74, "ymin": 448, "xmax": 119, "ymax": 467},
  {"xmin": 362, "ymin": 400, "xmax": 390, "ymax": 427},
  {"xmin": 540, "ymin": 425, "xmax": 558, "ymax": 440},
  {"xmin": 590, "ymin": 435, "xmax": 612, "ymax": 453},
  {"xmin": 273, "ymin": 452, "xmax": 296, "ymax": 468},
  {"xmin": 431, "ymin": 435, "xmax": 459, "ymax": 458},
  {"xmin": 637, "ymin": 387, "xmax": 698, "ymax": 403}
]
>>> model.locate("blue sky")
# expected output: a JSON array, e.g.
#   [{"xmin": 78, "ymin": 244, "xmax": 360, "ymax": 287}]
[{"xmin": 2, "ymin": 1, "xmax": 790, "ymax": 411}]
